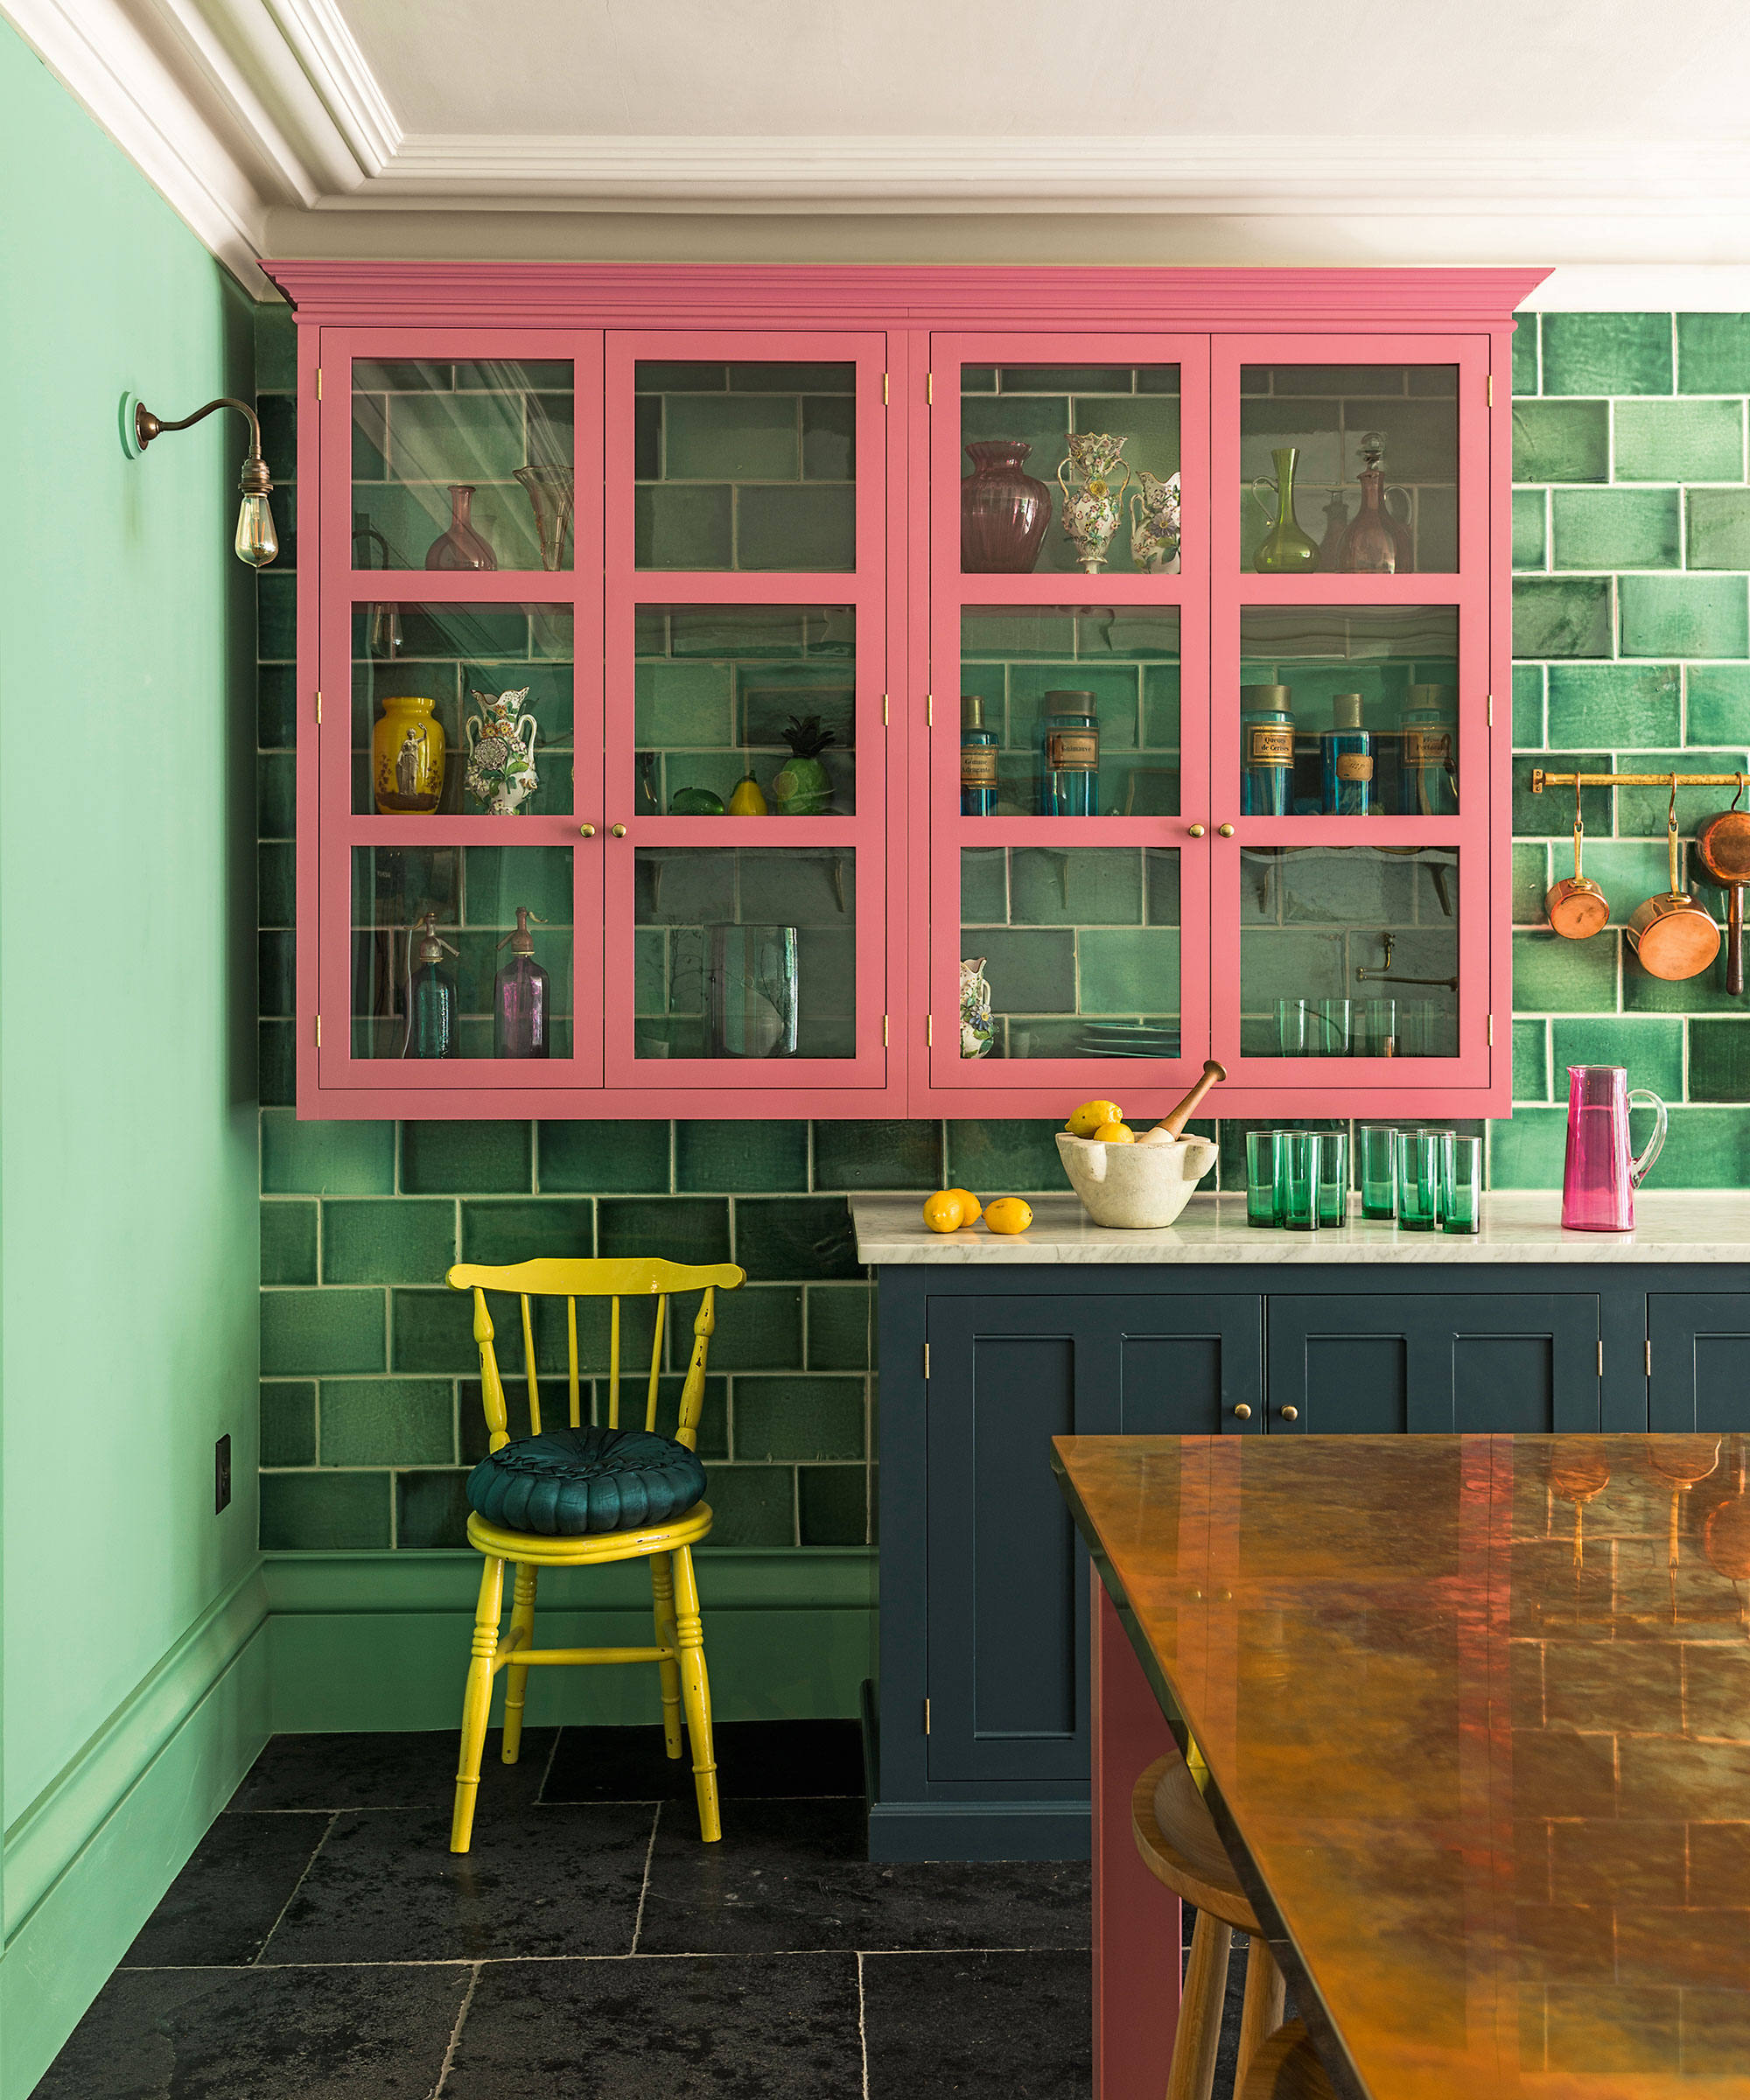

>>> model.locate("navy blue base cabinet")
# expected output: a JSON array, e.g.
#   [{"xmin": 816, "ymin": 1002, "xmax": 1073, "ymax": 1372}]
[{"xmin": 868, "ymin": 1261, "xmax": 1750, "ymax": 1862}]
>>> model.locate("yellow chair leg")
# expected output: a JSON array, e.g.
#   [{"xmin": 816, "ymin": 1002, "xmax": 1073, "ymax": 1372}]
[
  {"xmin": 501, "ymin": 1561, "xmax": 538, "ymax": 1765},
  {"xmin": 671, "ymin": 1544, "xmax": 720, "ymax": 1842},
  {"xmin": 451, "ymin": 1555, "xmax": 505, "ymax": 1853},
  {"xmin": 649, "ymin": 1551, "xmax": 684, "ymax": 1760}
]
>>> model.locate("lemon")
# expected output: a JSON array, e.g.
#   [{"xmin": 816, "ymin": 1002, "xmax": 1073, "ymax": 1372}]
[
  {"xmin": 945, "ymin": 1187, "xmax": 983, "ymax": 1226},
  {"xmin": 921, "ymin": 1191, "xmax": 965, "ymax": 1233},
  {"xmin": 1066, "ymin": 1097, "xmax": 1124, "ymax": 1139},
  {"xmin": 1091, "ymin": 1120, "xmax": 1134, "ymax": 1144},
  {"xmin": 984, "ymin": 1197, "xmax": 1033, "ymax": 1236}
]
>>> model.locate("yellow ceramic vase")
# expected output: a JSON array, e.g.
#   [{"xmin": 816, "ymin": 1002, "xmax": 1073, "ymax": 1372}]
[{"xmin": 373, "ymin": 694, "xmax": 445, "ymax": 813}]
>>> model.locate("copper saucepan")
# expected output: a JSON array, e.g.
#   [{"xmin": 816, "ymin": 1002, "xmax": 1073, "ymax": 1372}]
[
  {"xmin": 1695, "ymin": 775, "xmax": 1750, "ymax": 996},
  {"xmin": 1545, "ymin": 777, "xmax": 1609, "ymax": 940},
  {"xmin": 1626, "ymin": 780, "xmax": 1723, "ymax": 982}
]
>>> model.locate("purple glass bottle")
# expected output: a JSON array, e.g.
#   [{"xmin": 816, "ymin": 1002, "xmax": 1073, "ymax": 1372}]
[
  {"xmin": 494, "ymin": 906, "xmax": 550, "ymax": 1058},
  {"xmin": 961, "ymin": 441, "xmax": 1052, "ymax": 572}
]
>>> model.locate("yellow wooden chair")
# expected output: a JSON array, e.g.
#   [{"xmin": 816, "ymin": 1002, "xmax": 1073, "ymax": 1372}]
[{"xmin": 444, "ymin": 1255, "xmax": 745, "ymax": 1852}]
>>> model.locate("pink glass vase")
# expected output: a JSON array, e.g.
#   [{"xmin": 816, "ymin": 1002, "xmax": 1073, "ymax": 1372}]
[
  {"xmin": 1561, "ymin": 1064, "xmax": 1667, "ymax": 1231},
  {"xmin": 961, "ymin": 441, "xmax": 1052, "ymax": 572},
  {"xmin": 425, "ymin": 484, "xmax": 497, "ymax": 570}
]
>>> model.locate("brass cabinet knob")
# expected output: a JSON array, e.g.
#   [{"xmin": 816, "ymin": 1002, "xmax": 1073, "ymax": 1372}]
[
  {"xmin": 1218, "ymin": 823, "xmax": 1236, "ymax": 836},
  {"xmin": 578, "ymin": 824, "xmax": 597, "ymax": 837},
  {"xmin": 610, "ymin": 823, "xmax": 627, "ymax": 837},
  {"xmin": 1187, "ymin": 823, "xmax": 1206, "ymax": 837},
  {"xmin": 1280, "ymin": 1405, "xmax": 1299, "ymax": 1421},
  {"xmin": 1233, "ymin": 1403, "xmax": 1252, "ymax": 1419}
]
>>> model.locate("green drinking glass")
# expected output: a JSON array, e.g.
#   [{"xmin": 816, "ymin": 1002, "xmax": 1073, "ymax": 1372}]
[
  {"xmin": 1442, "ymin": 1132, "xmax": 1482, "ymax": 1235},
  {"xmin": 1280, "ymin": 1132, "xmax": 1322, "ymax": 1233},
  {"xmin": 1317, "ymin": 1130, "xmax": 1349, "ymax": 1226},
  {"xmin": 1358, "ymin": 1125, "xmax": 1396, "ymax": 1220},
  {"xmin": 1246, "ymin": 1130, "xmax": 1284, "ymax": 1228},
  {"xmin": 1397, "ymin": 1130, "xmax": 1441, "ymax": 1231}
]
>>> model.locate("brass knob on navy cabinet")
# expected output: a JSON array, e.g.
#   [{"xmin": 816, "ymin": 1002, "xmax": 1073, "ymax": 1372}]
[
  {"xmin": 1280, "ymin": 1405, "xmax": 1299, "ymax": 1422},
  {"xmin": 1187, "ymin": 823, "xmax": 1206, "ymax": 836},
  {"xmin": 1218, "ymin": 823, "xmax": 1236, "ymax": 836},
  {"xmin": 1233, "ymin": 1404, "xmax": 1252, "ymax": 1419},
  {"xmin": 578, "ymin": 824, "xmax": 597, "ymax": 837},
  {"xmin": 610, "ymin": 823, "xmax": 627, "ymax": 837}
]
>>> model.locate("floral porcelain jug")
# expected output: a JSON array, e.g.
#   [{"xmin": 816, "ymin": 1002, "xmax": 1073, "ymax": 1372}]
[
  {"xmin": 1057, "ymin": 433, "xmax": 1131, "ymax": 574},
  {"xmin": 464, "ymin": 687, "xmax": 540, "ymax": 815},
  {"xmin": 1128, "ymin": 468, "xmax": 1181, "ymax": 574},
  {"xmin": 959, "ymin": 957, "xmax": 995, "ymax": 1058}
]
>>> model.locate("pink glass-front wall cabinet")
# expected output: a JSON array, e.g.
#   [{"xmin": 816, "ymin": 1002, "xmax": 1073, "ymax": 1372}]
[{"xmin": 276, "ymin": 264, "xmax": 1536, "ymax": 1119}]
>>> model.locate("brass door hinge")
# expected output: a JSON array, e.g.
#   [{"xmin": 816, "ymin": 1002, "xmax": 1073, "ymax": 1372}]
[
  {"xmin": 1486, "ymin": 374, "xmax": 1494, "ymax": 407},
  {"xmin": 924, "ymin": 1698, "xmax": 931, "ymax": 1734},
  {"xmin": 883, "ymin": 372, "xmax": 889, "ymax": 406},
  {"xmin": 927, "ymin": 372, "xmax": 934, "ymax": 405},
  {"xmin": 315, "ymin": 689, "xmax": 322, "ymax": 724},
  {"xmin": 927, "ymin": 1013, "xmax": 934, "ymax": 1046},
  {"xmin": 883, "ymin": 1013, "xmax": 890, "ymax": 1046},
  {"xmin": 927, "ymin": 693, "xmax": 934, "ymax": 727},
  {"xmin": 1598, "ymin": 1340, "xmax": 1605, "ymax": 1376},
  {"xmin": 1488, "ymin": 1013, "xmax": 1495, "ymax": 1046},
  {"xmin": 923, "ymin": 1344, "xmax": 930, "ymax": 1379},
  {"xmin": 314, "ymin": 1014, "xmax": 322, "ymax": 1047},
  {"xmin": 883, "ymin": 693, "xmax": 890, "ymax": 727},
  {"xmin": 316, "ymin": 366, "xmax": 322, "ymax": 401},
  {"xmin": 1486, "ymin": 693, "xmax": 1494, "ymax": 728},
  {"xmin": 1646, "ymin": 1338, "xmax": 1653, "ymax": 1375}
]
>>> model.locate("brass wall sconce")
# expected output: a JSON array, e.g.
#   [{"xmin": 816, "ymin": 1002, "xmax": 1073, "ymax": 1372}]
[{"xmin": 122, "ymin": 393, "xmax": 278, "ymax": 567}]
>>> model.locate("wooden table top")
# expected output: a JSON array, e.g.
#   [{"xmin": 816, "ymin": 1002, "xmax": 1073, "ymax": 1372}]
[{"xmin": 1054, "ymin": 1433, "xmax": 1750, "ymax": 2100}]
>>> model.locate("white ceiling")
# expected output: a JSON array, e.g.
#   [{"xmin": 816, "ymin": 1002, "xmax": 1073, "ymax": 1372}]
[{"xmin": 8, "ymin": 0, "xmax": 1750, "ymax": 296}]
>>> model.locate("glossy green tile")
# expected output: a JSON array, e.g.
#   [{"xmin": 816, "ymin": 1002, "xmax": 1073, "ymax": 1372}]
[
  {"xmin": 1546, "ymin": 665, "xmax": 1681, "ymax": 748},
  {"xmin": 676, "ymin": 1121, "xmax": 808, "ymax": 1193},
  {"xmin": 257, "ymin": 752, "xmax": 296, "ymax": 837},
  {"xmin": 321, "ymin": 1379, "xmax": 454, "ymax": 1466},
  {"xmin": 597, "ymin": 1196, "xmax": 731, "ymax": 1266},
  {"xmin": 260, "ymin": 1473, "xmax": 391, "ymax": 1551},
  {"xmin": 1686, "ymin": 668, "xmax": 1750, "ymax": 746},
  {"xmin": 1512, "ymin": 490, "xmax": 1547, "ymax": 570},
  {"xmin": 258, "ymin": 572, "xmax": 297, "ymax": 661},
  {"xmin": 324, "ymin": 1199, "xmax": 455, "ymax": 1284},
  {"xmin": 1513, "ymin": 752, "xmax": 1612, "ymax": 837},
  {"xmin": 261, "ymin": 1288, "xmax": 386, "ymax": 1376},
  {"xmin": 738, "ymin": 486, "xmax": 857, "ymax": 572},
  {"xmin": 1686, "ymin": 490, "xmax": 1750, "ymax": 571},
  {"xmin": 1512, "ymin": 664, "xmax": 1546, "ymax": 747},
  {"xmin": 1512, "ymin": 315, "xmax": 1539, "ymax": 397},
  {"xmin": 812, "ymin": 1122, "xmax": 942, "ymax": 1192},
  {"xmin": 258, "ymin": 664, "xmax": 297, "ymax": 751},
  {"xmin": 401, "ymin": 1122, "xmax": 532, "ymax": 1194},
  {"xmin": 1009, "ymin": 848, "xmax": 1144, "ymax": 927},
  {"xmin": 459, "ymin": 1198, "xmax": 593, "ymax": 1265},
  {"xmin": 262, "ymin": 1200, "xmax": 317, "ymax": 1286},
  {"xmin": 1512, "ymin": 844, "xmax": 1550, "ymax": 924},
  {"xmin": 539, "ymin": 1121, "xmax": 669, "ymax": 1194},
  {"xmin": 262, "ymin": 1381, "xmax": 316, "ymax": 1467},
  {"xmin": 1512, "ymin": 401, "xmax": 1607, "ymax": 483},
  {"xmin": 974, "ymin": 928, "xmax": 1076, "ymax": 1012},
  {"xmin": 1653, "ymin": 1106, "xmax": 1750, "ymax": 1186},
  {"xmin": 396, "ymin": 1471, "xmax": 471, "ymax": 1549},
  {"xmin": 1616, "ymin": 751, "xmax": 1750, "ymax": 836},
  {"xmin": 807, "ymin": 1286, "xmax": 871, "ymax": 1369},
  {"xmin": 733, "ymin": 1375, "xmax": 864, "ymax": 1461},
  {"xmin": 1513, "ymin": 579, "xmax": 1611, "ymax": 658},
  {"xmin": 945, "ymin": 1120, "xmax": 1069, "ymax": 1192},
  {"xmin": 612, "ymin": 1376, "xmax": 729, "ymax": 1462},
  {"xmin": 257, "ymin": 932, "xmax": 294, "ymax": 1019},
  {"xmin": 802, "ymin": 396, "xmax": 855, "ymax": 480},
  {"xmin": 1550, "ymin": 1018, "xmax": 1684, "ymax": 1102},
  {"xmin": 1620, "ymin": 578, "xmax": 1748, "ymax": 660},
  {"xmin": 1677, "ymin": 314, "xmax": 1750, "ymax": 395},
  {"xmin": 799, "ymin": 1467, "xmax": 869, "ymax": 1546},
  {"xmin": 258, "ymin": 1023, "xmax": 294, "ymax": 1109},
  {"xmin": 704, "ymin": 1284, "xmax": 802, "ymax": 1370},
  {"xmin": 1511, "ymin": 930, "xmax": 1619, "ymax": 1012},
  {"xmin": 1550, "ymin": 488, "xmax": 1680, "ymax": 570},
  {"xmin": 662, "ymin": 394, "xmax": 798, "ymax": 480},
  {"xmin": 732, "ymin": 1197, "xmax": 859, "ymax": 1281},
  {"xmin": 1687, "ymin": 1021, "xmax": 1750, "ymax": 1102},
  {"xmin": 700, "ymin": 1466, "xmax": 795, "ymax": 1546},
  {"xmin": 259, "ymin": 841, "xmax": 296, "ymax": 926},
  {"xmin": 634, "ymin": 661, "xmax": 733, "ymax": 746},
  {"xmin": 636, "ymin": 485, "xmax": 733, "ymax": 569},
  {"xmin": 1625, "ymin": 954, "xmax": 1746, "ymax": 1014},
  {"xmin": 1574, "ymin": 842, "xmax": 1670, "ymax": 919},
  {"xmin": 1079, "ymin": 928, "xmax": 1180, "ymax": 1013},
  {"xmin": 1542, "ymin": 313, "xmax": 1672, "ymax": 396},
  {"xmin": 1614, "ymin": 399, "xmax": 1744, "ymax": 482},
  {"xmin": 256, "ymin": 308, "xmax": 297, "ymax": 389},
  {"xmin": 390, "ymin": 1287, "xmax": 477, "ymax": 1374},
  {"xmin": 1488, "ymin": 1109, "xmax": 1568, "ymax": 1189},
  {"xmin": 1513, "ymin": 1020, "xmax": 1550, "ymax": 1102}
]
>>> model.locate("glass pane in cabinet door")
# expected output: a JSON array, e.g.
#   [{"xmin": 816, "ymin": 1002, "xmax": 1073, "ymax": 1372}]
[
  {"xmin": 1239, "ymin": 847, "xmax": 1458, "ymax": 1059},
  {"xmin": 1240, "ymin": 365, "xmax": 1457, "ymax": 574},
  {"xmin": 636, "ymin": 605, "xmax": 855, "ymax": 816},
  {"xmin": 352, "ymin": 603, "xmax": 573, "ymax": 816},
  {"xmin": 352, "ymin": 845, "xmax": 573, "ymax": 1060},
  {"xmin": 962, "ymin": 364, "xmax": 1180, "ymax": 577},
  {"xmin": 1238, "ymin": 607, "xmax": 1458, "ymax": 818},
  {"xmin": 962, "ymin": 847, "xmax": 1180, "ymax": 1059},
  {"xmin": 636, "ymin": 361, "xmax": 855, "ymax": 570},
  {"xmin": 635, "ymin": 848, "xmax": 855, "ymax": 1058},
  {"xmin": 961, "ymin": 606, "xmax": 1179, "ymax": 816},
  {"xmin": 352, "ymin": 360, "xmax": 574, "ymax": 571}
]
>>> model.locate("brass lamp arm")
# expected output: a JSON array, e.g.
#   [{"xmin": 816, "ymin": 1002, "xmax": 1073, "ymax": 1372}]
[{"xmin": 135, "ymin": 397, "xmax": 272, "ymax": 494}]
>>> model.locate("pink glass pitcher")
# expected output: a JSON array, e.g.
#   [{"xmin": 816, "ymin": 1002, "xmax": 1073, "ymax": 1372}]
[{"xmin": 1561, "ymin": 1065, "xmax": 1667, "ymax": 1231}]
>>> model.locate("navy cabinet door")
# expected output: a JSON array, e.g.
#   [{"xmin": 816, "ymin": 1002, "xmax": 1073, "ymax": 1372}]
[
  {"xmin": 1648, "ymin": 1294, "xmax": 1750, "ymax": 1431},
  {"xmin": 1266, "ymin": 1294, "xmax": 1601, "ymax": 1433},
  {"xmin": 923, "ymin": 1292, "xmax": 1262, "ymax": 1786}
]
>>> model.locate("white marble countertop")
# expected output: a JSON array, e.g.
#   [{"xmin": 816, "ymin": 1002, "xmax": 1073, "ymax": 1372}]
[{"xmin": 851, "ymin": 1191, "xmax": 1750, "ymax": 1265}]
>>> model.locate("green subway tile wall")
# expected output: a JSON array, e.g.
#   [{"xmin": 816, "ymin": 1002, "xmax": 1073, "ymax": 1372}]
[{"xmin": 258, "ymin": 307, "xmax": 1750, "ymax": 1545}]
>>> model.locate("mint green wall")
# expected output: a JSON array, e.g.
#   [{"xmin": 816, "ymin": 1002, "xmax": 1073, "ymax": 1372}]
[{"xmin": 0, "ymin": 23, "xmax": 262, "ymax": 2081}]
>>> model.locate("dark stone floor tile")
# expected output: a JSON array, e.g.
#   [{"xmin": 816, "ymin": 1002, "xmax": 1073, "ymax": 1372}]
[
  {"xmin": 542, "ymin": 1718, "xmax": 864, "ymax": 1803},
  {"xmin": 637, "ymin": 1799, "xmax": 1091, "ymax": 1955},
  {"xmin": 444, "ymin": 1953, "xmax": 864, "ymax": 2099},
  {"xmin": 232, "ymin": 1728, "xmax": 556, "ymax": 1810},
  {"xmin": 260, "ymin": 1803, "xmax": 654, "ymax": 1964},
  {"xmin": 33, "ymin": 1962, "xmax": 470, "ymax": 2100},
  {"xmin": 122, "ymin": 1812, "xmax": 330, "ymax": 1967},
  {"xmin": 862, "ymin": 1949, "xmax": 1091, "ymax": 2099}
]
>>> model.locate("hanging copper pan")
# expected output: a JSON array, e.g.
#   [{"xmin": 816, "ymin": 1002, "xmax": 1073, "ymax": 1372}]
[
  {"xmin": 1695, "ymin": 775, "xmax": 1750, "ymax": 995},
  {"xmin": 1626, "ymin": 780, "xmax": 1722, "ymax": 982},
  {"xmin": 1545, "ymin": 776, "xmax": 1609, "ymax": 939}
]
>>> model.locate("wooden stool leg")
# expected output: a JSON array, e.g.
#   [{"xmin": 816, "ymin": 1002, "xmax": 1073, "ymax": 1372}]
[
  {"xmin": 1166, "ymin": 1908, "xmax": 1230, "ymax": 2100},
  {"xmin": 649, "ymin": 1550, "xmax": 684, "ymax": 1760},
  {"xmin": 451, "ymin": 1555, "xmax": 505, "ymax": 1853},
  {"xmin": 670, "ymin": 1544, "xmax": 720, "ymax": 1843},
  {"xmin": 1234, "ymin": 1937, "xmax": 1286, "ymax": 2097},
  {"xmin": 500, "ymin": 1562, "xmax": 538, "ymax": 1764}
]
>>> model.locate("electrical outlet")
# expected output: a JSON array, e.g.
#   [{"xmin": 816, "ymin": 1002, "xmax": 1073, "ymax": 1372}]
[{"xmin": 214, "ymin": 1433, "xmax": 232, "ymax": 1514}]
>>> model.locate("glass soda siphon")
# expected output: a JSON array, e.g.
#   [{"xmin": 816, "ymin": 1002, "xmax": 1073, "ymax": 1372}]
[
  {"xmin": 404, "ymin": 912, "xmax": 459, "ymax": 1059},
  {"xmin": 494, "ymin": 905, "xmax": 551, "ymax": 1058}
]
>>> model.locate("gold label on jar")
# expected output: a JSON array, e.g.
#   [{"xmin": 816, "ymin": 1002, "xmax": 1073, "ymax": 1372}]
[
  {"xmin": 1246, "ymin": 726, "xmax": 1294, "ymax": 766},
  {"xmin": 1404, "ymin": 731, "xmax": 1452, "ymax": 766},
  {"xmin": 960, "ymin": 744, "xmax": 998, "ymax": 788},
  {"xmin": 1337, "ymin": 752, "xmax": 1375, "ymax": 782},
  {"xmin": 1046, "ymin": 730, "xmax": 1099, "ymax": 771}
]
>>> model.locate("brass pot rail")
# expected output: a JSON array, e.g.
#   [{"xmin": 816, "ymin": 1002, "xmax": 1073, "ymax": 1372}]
[{"xmin": 1532, "ymin": 768, "xmax": 1750, "ymax": 793}]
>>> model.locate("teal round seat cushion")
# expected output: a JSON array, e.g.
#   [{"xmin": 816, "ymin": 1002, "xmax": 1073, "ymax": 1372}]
[{"xmin": 466, "ymin": 1424, "xmax": 706, "ymax": 1536}]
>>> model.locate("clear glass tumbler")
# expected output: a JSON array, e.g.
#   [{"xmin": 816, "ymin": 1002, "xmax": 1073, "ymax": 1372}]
[
  {"xmin": 1246, "ymin": 1130, "xmax": 1284, "ymax": 1228},
  {"xmin": 1316, "ymin": 998, "xmax": 1353, "ymax": 1056},
  {"xmin": 1362, "ymin": 997, "xmax": 1397, "ymax": 1057},
  {"xmin": 1275, "ymin": 999, "xmax": 1310, "ymax": 1056},
  {"xmin": 1358, "ymin": 1126, "xmax": 1397, "ymax": 1219},
  {"xmin": 1397, "ymin": 1130, "xmax": 1441, "ymax": 1230},
  {"xmin": 1317, "ymin": 1129, "xmax": 1349, "ymax": 1226},
  {"xmin": 1280, "ymin": 1132, "xmax": 1323, "ymax": 1232},
  {"xmin": 1442, "ymin": 1132, "xmax": 1482, "ymax": 1234}
]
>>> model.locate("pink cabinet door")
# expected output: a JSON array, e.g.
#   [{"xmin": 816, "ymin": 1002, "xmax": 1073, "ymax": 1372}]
[
  {"xmin": 310, "ymin": 327, "xmax": 606, "ymax": 1104},
  {"xmin": 915, "ymin": 332, "xmax": 1213, "ymax": 1119},
  {"xmin": 599, "ymin": 331, "xmax": 896, "ymax": 1105}
]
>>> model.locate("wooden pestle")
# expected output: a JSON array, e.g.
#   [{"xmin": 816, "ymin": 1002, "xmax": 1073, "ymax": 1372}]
[{"xmin": 1149, "ymin": 1060, "xmax": 1227, "ymax": 1138}]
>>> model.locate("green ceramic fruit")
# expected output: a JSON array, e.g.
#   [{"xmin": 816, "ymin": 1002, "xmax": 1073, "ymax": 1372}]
[
  {"xmin": 670, "ymin": 786, "xmax": 725, "ymax": 816},
  {"xmin": 771, "ymin": 715, "xmax": 836, "ymax": 816}
]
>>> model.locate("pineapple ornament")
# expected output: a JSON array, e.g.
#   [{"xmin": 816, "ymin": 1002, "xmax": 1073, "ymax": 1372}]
[{"xmin": 771, "ymin": 715, "xmax": 836, "ymax": 816}]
